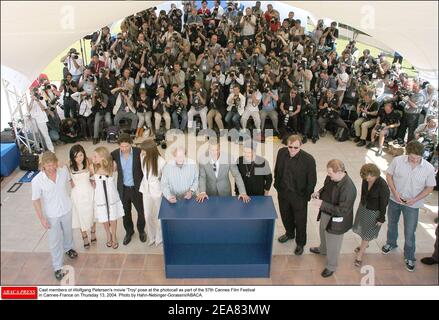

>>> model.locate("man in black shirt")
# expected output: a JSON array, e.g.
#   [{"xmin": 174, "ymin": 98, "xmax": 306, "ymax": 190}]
[
  {"xmin": 279, "ymin": 87, "xmax": 302, "ymax": 142},
  {"xmin": 236, "ymin": 142, "xmax": 273, "ymax": 196},
  {"xmin": 274, "ymin": 135, "xmax": 317, "ymax": 255},
  {"xmin": 367, "ymin": 100, "xmax": 401, "ymax": 156}
]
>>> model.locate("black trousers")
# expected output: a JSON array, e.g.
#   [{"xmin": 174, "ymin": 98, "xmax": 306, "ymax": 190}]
[
  {"xmin": 278, "ymin": 192, "xmax": 308, "ymax": 246},
  {"xmin": 121, "ymin": 186, "xmax": 145, "ymax": 235}
]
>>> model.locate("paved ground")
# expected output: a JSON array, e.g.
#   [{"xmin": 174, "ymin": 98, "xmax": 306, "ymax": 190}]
[{"xmin": 1, "ymin": 134, "xmax": 437, "ymax": 285}]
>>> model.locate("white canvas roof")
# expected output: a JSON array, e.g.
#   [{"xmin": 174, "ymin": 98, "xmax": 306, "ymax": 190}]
[{"xmin": 1, "ymin": 0, "xmax": 438, "ymax": 90}]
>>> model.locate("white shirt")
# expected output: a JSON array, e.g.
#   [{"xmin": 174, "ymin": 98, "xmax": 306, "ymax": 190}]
[
  {"xmin": 245, "ymin": 91, "xmax": 262, "ymax": 112},
  {"xmin": 64, "ymin": 56, "xmax": 84, "ymax": 76},
  {"xmin": 386, "ymin": 155, "xmax": 436, "ymax": 208},
  {"xmin": 337, "ymin": 72, "xmax": 349, "ymax": 91},
  {"xmin": 241, "ymin": 15, "xmax": 257, "ymax": 36},
  {"xmin": 72, "ymin": 92, "xmax": 93, "ymax": 117},
  {"xmin": 29, "ymin": 100, "xmax": 48, "ymax": 123},
  {"xmin": 32, "ymin": 166, "xmax": 72, "ymax": 218}
]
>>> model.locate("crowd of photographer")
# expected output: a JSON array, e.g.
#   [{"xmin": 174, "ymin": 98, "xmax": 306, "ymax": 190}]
[{"xmin": 27, "ymin": 1, "xmax": 437, "ymax": 164}]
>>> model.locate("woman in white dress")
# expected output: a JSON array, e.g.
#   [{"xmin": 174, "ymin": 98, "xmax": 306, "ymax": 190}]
[
  {"xmin": 69, "ymin": 144, "xmax": 96, "ymax": 249},
  {"xmin": 139, "ymin": 139, "xmax": 166, "ymax": 246},
  {"xmin": 92, "ymin": 146, "xmax": 124, "ymax": 249}
]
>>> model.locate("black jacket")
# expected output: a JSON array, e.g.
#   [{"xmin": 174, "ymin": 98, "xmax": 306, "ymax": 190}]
[
  {"xmin": 274, "ymin": 148, "xmax": 317, "ymax": 201},
  {"xmin": 360, "ymin": 177, "xmax": 390, "ymax": 223},
  {"xmin": 111, "ymin": 147, "xmax": 143, "ymax": 196},
  {"xmin": 317, "ymin": 174, "xmax": 357, "ymax": 235}
]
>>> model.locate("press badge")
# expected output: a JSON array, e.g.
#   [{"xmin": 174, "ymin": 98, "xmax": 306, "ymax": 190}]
[{"xmin": 332, "ymin": 217, "xmax": 343, "ymax": 223}]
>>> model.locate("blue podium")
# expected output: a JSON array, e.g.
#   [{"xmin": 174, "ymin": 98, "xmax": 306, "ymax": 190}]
[
  {"xmin": 159, "ymin": 196, "xmax": 277, "ymax": 278},
  {"xmin": 0, "ymin": 143, "xmax": 20, "ymax": 177}
]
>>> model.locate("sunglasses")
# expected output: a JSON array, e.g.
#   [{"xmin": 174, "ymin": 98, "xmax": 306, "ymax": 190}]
[{"xmin": 288, "ymin": 146, "xmax": 300, "ymax": 150}]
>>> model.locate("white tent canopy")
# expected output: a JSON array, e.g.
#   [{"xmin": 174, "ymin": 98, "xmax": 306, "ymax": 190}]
[{"xmin": 1, "ymin": 0, "xmax": 438, "ymax": 89}]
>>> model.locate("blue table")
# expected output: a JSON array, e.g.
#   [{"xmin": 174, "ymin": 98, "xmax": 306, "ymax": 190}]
[
  {"xmin": 159, "ymin": 196, "xmax": 277, "ymax": 278},
  {"xmin": 0, "ymin": 143, "xmax": 20, "ymax": 177}
]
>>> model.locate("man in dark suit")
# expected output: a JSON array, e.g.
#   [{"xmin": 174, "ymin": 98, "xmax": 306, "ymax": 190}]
[
  {"xmin": 111, "ymin": 133, "xmax": 146, "ymax": 245},
  {"xmin": 274, "ymin": 134, "xmax": 317, "ymax": 255}
]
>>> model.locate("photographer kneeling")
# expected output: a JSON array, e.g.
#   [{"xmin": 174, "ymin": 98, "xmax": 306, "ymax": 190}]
[
  {"xmin": 92, "ymin": 89, "xmax": 111, "ymax": 144},
  {"xmin": 367, "ymin": 100, "xmax": 401, "ymax": 156},
  {"xmin": 112, "ymin": 84, "xmax": 138, "ymax": 134},
  {"xmin": 301, "ymin": 92, "xmax": 319, "ymax": 144},
  {"xmin": 226, "ymin": 85, "xmax": 246, "ymax": 131},
  {"xmin": 354, "ymin": 91, "xmax": 379, "ymax": 147},
  {"xmin": 170, "ymin": 84, "xmax": 188, "ymax": 131},
  {"xmin": 317, "ymin": 89, "xmax": 348, "ymax": 137}
]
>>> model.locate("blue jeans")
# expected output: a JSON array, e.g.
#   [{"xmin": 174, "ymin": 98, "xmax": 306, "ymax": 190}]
[
  {"xmin": 225, "ymin": 111, "xmax": 241, "ymax": 130},
  {"xmin": 303, "ymin": 116, "xmax": 319, "ymax": 138},
  {"xmin": 386, "ymin": 200, "xmax": 419, "ymax": 261},
  {"xmin": 172, "ymin": 109, "xmax": 188, "ymax": 130}
]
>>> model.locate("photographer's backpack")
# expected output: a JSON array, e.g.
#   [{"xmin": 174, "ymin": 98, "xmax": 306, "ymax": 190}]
[
  {"xmin": 334, "ymin": 127, "xmax": 349, "ymax": 142},
  {"xmin": 106, "ymin": 126, "xmax": 119, "ymax": 143},
  {"xmin": 340, "ymin": 103, "xmax": 358, "ymax": 128},
  {"xmin": 19, "ymin": 151, "xmax": 39, "ymax": 171}
]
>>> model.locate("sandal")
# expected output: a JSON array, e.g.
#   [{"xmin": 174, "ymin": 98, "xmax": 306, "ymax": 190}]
[
  {"xmin": 354, "ymin": 245, "xmax": 369, "ymax": 253},
  {"xmin": 65, "ymin": 249, "xmax": 78, "ymax": 259},
  {"xmin": 106, "ymin": 241, "xmax": 112, "ymax": 248},
  {"xmin": 90, "ymin": 231, "xmax": 97, "ymax": 243},
  {"xmin": 112, "ymin": 241, "xmax": 119, "ymax": 250},
  {"xmin": 354, "ymin": 259, "xmax": 363, "ymax": 267},
  {"xmin": 82, "ymin": 234, "xmax": 90, "ymax": 249}
]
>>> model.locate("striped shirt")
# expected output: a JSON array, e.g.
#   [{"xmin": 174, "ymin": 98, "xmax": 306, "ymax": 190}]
[
  {"xmin": 386, "ymin": 155, "xmax": 436, "ymax": 208},
  {"xmin": 161, "ymin": 158, "xmax": 199, "ymax": 200}
]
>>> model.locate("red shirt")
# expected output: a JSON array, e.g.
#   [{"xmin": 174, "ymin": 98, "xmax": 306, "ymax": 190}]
[{"xmin": 29, "ymin": 74, "xmax": 49, "ymax": 90}]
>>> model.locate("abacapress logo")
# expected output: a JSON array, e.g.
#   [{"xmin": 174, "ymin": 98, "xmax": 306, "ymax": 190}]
[{"xmin": 1, "ymin": 287, "xmax": 38, "ymax": 299}]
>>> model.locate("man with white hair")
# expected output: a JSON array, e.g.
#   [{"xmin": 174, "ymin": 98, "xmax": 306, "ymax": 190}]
[
  {"xmin": 161, "ymin": 146, "xmax": 198, "ymax": 204},
  {"xmin": 420, "ymin": 84, "xmax": 438, "ymax": 124}
]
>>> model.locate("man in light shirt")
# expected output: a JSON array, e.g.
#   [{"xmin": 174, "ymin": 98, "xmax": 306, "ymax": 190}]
[
  {"xmin": 60, "ymin": 48, "xmax": 84, "ymax": 82},
  {"xmin": 161, "ymin": 146, "xmax": 199, "ymax": 204},
  {"xmin": 383, "ymin": 141, "xmax": 436, "ymax": 272},
  {"xmin": 32, "ymin": 152, "xmax": 78, "ymax": 281}
]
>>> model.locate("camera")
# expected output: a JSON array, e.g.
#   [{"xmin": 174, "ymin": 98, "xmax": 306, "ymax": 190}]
[
  {"xmin": 284, "ymin": 106, "xmax": 294, "ymax": 125},
  {"xmin": 374, "ymin": 124, "xmax": 386, "ymax": 136},
  {"xmin": 88, "ymin": 75, "xmax": 95, "ymax": 82}
]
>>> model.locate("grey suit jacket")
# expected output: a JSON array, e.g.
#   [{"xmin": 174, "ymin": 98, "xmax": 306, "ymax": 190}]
[{"xmin": 199, "ymin": 157, "xmax": 246, "ymax": 196}]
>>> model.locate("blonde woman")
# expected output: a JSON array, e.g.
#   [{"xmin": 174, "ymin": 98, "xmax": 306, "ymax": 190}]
[
  {"xmin": 139, "ymin": 139, "xmax": 166, "ymax": 246},
  {"xmin": 92, "ymin": 147, "xmax": 124, "ymax": 249}
]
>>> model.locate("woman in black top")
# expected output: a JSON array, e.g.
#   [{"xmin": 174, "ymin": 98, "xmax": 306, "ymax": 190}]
[{"xmin": 353, "ymin": 163, "xmax": 390, "ymax": 266}]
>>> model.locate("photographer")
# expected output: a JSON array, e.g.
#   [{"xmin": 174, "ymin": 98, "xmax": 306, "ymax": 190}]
[
  {"xmin": 260, "ymin": 86, "xmax": 280, "ymax": 136},
  {"xmin": 170, "ymin": 84, "xmax": 189, "ymax": 131},
  {"xmin": 196, "ymin": 47, "xmax": 215, "ymax": 76},
  {"xmin": 78, "ymin": 67, "xmax": 97, "ymax": 96},
  {"xmin": 98, "ymin": 68, "xmax": 118, "ymax": 109},
  {"xmin": 415, "ymin": 116, "xmax": 438, "ymax": 147},
  {"xmin": 368, "ymin": 100, "xmax": 401, "ymax": 156},
  {"xmin": 290, "ymin": 19, "xmax": 305, "ymax": 38},
  {"xmin": 357, "ymin": 49, "xmax": 376, "ymax": 80},
  {"xmin": 281, "ymin": 87, "xmax": 302, "ymax": 133},
  {"xmin": 59, "ymin": 73, "xmax": 79, "ymax": 118},
  {"xmin": 60, "ymin": 48, "xmax": 84, "ymax": 82},
  {"xmin": 226, "ymin": 85, "xmax": 246, "ymax": 131},
  {"xmin": 211, "ymin": 0, "xmax": 225, "ymax": 24},
  {"xmin": 29, "ymin": 92, "xmax": 55, "ymax": 152},
  {"xmin": 335, "ymin": 64, "xmax": 349, "ymax": 108},
  {"xmin": 247, "ymin": 47, "xmax": 267, "ymax": 72},
  {"xmin": 71, "ymin": 91, "xmax": 94, "ymax": 140},
  {"xmin": 89, "ymin": 53, "xmax": 105, "ymax": 76},
  {"xmin": 188, "ymin": 80, "xmax": 208, "ymax": 130},
  {"xmin": 240, "ymin": 7, "xmax": 257, "ymax": 42},
  {"xmin": 167, "ymin": 62, "xmax": 186, "ymax": 91},
  {"xmin": 322, "ymin": 21, "xmax": 339, "ymax": 51},
  {"xmin": 264, "ymin": 4, "xmax": 280, "ymax": 32},
  {"xmin": 206, "ymin": 63, "xmax": 226, "ymax": 88},
  {"xmin": 241, "ymin": 86, "xmax": 262, "ymax": 131},
  {"xmin": 177, "ymin": 44, "xmax": 197, "ymax": 71},
  {"xmin": 168, "ymin": 3, "xmax": 183, "ymax": 32},
  {"xmin": 106, "ymin": 50, "xmax": 123, "ymax": 77},
  {"xmin": 353, "ymin": 91, "xmax": 379, "ymax": 147},
  {"xmin": 301, "ymin": 92, "xmax": 319, "ymax": 143},
  {"xmin": 293, "ymin": 60, "xmax": 313, "ymax": 94},
  {"xmin": 225, "ymin": 67, "xmax": 244, "ymax": 93},
  {"xmin": 317, "ymin": 89, "xmax": 348, "ymax": 136},
  {"xmin": 153, "ymin": 66, "xmax": 169, "ymax": 90},
  {"xmin": 59, "ymin": 118, "xmax": 81, "ymax": 144},
  {"xmin": 207, "ymin": 81, "xmax": 226, "ymax": 131},
  {"xmin": 135, "ymin": 66, "xmax": 155, "ymax": 96},
  {"xmin": 197, "ymin": 0, "xmax": 212, "ymax": 27},
  {"xmin": 152, "ymin": 86, "xmax": 172, "ymax": 131},
  {"xmin": 397, "ymin": 81, "xmax": 425, "ymax": 144},
  {"xmin": 112, "ymin": 82, "xmax": 138, "ymax": 134},
  {"xmin": 421, "ymin": 84, "xmax": 438, "ymax": 123},
  {"xmin": 314, "ymin": 70, "xmax": 337, "ymax": 102},
  {"xmin": 134, "ymin": 89, "xmax": 153, "ymax": 138},
  {"xmin": 92, "ymin": 89, "xmax": 111, "ymax": 144}
]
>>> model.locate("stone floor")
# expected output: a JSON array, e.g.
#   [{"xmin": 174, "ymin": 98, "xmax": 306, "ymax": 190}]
[{"xmin": 1, "ymin": 134, "xmax": 437, "ymax": 285}]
